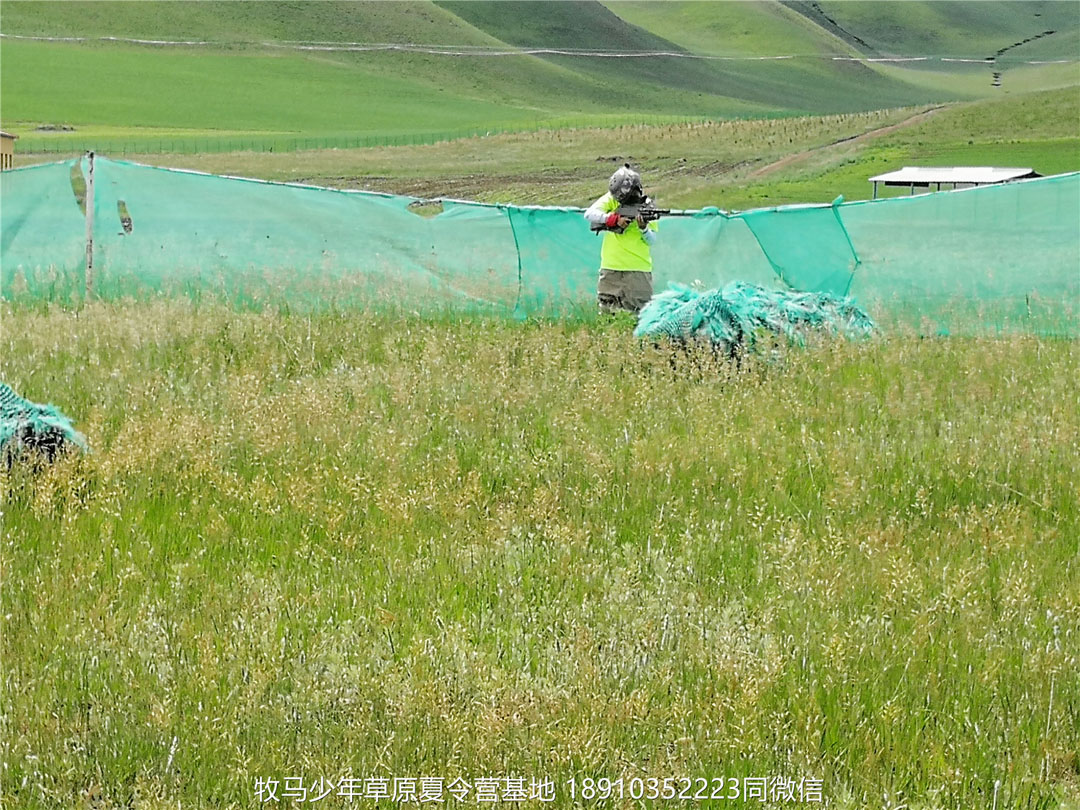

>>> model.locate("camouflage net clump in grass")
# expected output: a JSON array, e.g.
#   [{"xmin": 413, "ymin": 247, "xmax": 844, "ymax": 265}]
[
  {"xmin": 634, "ymin": 281, "xmax": 875, "ymax": 353},
  {"xmin": 0, "ymin": 381, "xmax": 87, "ymax": 463}
]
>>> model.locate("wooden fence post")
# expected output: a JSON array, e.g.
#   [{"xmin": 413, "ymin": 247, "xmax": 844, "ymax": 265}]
[{"xmin": 84, "ymin": 151, "xmax": 95, "ymax": 299}]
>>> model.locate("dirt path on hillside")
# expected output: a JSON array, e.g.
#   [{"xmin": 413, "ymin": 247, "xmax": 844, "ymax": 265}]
[{"xmin": 745, "ymin": 105, "xmax": 948, "ymax": 180}]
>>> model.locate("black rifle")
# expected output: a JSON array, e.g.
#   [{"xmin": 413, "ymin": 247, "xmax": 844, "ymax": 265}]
[{"xmin": 589, "ymin": 199, "xmax": 695, "ymax": 233}]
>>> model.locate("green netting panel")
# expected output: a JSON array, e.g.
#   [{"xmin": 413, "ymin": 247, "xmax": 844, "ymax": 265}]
[
  {"xmin": 741, "ymin": 200, "xmax": 860, "ymax": 296},
  {"xmin": 0, "ymin": 160, "xmax": 86, "ymax": 300},
  {"xmin": 503, "ymin": 206, "xmax": 593, "ymax": 316},
  {"xmin": 652, "ymin": 215, "xmax": 780, "ymax": 292},
  {"xmin": 89, "ymin": 159, "xmax": 525, "ymax": 313},
  {"xmin": 841, "ymin": 172, "xmax": 1080, "ymax": 334},
  {"xmin": 507, "ymin": 207, "xmax": 767, "ymax": 315}
]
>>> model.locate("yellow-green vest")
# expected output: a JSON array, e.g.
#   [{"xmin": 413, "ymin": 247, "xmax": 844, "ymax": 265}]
[{"xmin": 598, "ymin": 193, "xmax": 658, "ymax": 272}]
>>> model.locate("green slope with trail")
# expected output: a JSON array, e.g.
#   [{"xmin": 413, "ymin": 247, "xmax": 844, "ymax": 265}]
[{"xmin": 794, "ymin": 1, "xmax": 1079, "ymax": 63}]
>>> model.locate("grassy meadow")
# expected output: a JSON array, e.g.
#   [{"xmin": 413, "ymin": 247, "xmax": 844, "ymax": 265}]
[{"xmin": 2, "ymin": 302, "xmax": 1078, "ymax": 809}]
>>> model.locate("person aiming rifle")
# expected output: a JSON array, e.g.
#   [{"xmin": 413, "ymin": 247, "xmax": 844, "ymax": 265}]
[{"xmin": 583, "ymin": 164, "xmax": 660, "ymax": 314}]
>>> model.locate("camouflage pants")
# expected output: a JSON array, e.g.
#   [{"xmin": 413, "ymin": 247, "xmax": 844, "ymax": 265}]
[{"xmin": 597, "ymin": 269, "xmax": 653, "ymax": 314}]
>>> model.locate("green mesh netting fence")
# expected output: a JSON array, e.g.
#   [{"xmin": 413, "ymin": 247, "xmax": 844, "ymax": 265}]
[{"xmin": 2, "ymin": 156, "xmax": 1077, "ymax": 334}]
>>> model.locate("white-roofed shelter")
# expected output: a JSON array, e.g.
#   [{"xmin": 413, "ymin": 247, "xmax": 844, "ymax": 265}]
[{"xmin": 868, "ymin": 166, "xmax": 1042, "ymax": 198}]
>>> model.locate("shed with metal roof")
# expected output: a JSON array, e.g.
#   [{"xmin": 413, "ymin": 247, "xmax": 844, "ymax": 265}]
[{"xmin": 868, "ymin": 166, "xmax": 1042, "ymax": 198}]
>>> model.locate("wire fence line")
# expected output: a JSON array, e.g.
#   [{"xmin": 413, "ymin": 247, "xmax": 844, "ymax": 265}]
[{"xmin": 3, "ymin": 33, "xmax": 1076, "ymax": 64}]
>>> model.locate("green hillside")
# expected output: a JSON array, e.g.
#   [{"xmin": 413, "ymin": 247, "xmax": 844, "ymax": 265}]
[
  {"xmin": 2, "ymin": 0, "xmax": 1076, "ymax": 152},
  {"xmin": 600, "ymin": 1, "xmax": 849, "ymax": 57},
  {"xmin": 0, "ymin": 0, "xmax": 498, "ymax": 43},
  {"xmin": 438, "ymin": 0, "xmax": 956, "ymax": 113},
  {"xmin": 2, "ymin": 39, "xmax": 552, "ymax": 137}
]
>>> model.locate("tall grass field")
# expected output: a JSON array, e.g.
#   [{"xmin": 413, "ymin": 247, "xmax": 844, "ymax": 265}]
[{"xmin": 2, "ymin": 302, "xmax": 1077, "ymax": 808}]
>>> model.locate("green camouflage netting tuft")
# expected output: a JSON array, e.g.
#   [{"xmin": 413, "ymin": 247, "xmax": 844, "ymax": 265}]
[
  {"xmin": 0, "ymin": 382, "xmax": 87, "ymax": 463},
  {"xmin": 634, "ymin": 282, "xmax": 875, "ymax": 353}
]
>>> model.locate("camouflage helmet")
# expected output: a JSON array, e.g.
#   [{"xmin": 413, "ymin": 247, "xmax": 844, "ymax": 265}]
[{"xmin": 609, "ymin": 163, "xmax": 644, "ymax": 204}]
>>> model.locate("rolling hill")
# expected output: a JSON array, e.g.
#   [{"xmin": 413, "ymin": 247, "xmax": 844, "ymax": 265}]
[{"xmin": 1, "ymin": 0, "xmax": 1076, "ymax": 152}]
